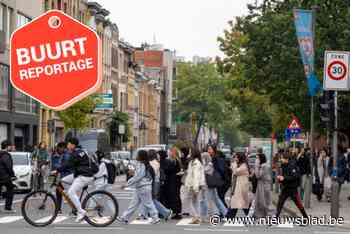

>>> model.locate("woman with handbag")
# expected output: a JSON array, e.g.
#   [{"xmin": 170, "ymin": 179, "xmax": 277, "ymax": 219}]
[
  {"xmin": 226, "ymin": 152, "xmax": 250, "ymax": 218},
  {"xmin": 184, "ymin": 147, "xmax": 206, "ymax": 224},
  {"xmin": 202, "ymin": 152, "xmax": 227, "ymax": 218}
]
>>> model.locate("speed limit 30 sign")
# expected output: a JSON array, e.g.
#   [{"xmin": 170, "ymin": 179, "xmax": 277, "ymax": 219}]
[{"xmin": 324, "ymin": 51, "xmax": 350, "ymax": 91}]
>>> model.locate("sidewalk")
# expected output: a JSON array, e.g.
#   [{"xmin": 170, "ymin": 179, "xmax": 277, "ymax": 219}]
[{"xmin": 272, "ymin": 183, "xmax": 350, "ymax": 228}]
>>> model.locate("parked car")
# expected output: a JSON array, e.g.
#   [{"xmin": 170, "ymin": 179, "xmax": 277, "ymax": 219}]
[
  {"xmin": 126, "ymin": 147, "xmax": 162, "ymax": 181},
  {"xmin": 143, "ymin": 144, "xmax": 167, "ymax": 151},
  {"xmin": 111, "ymin": 151, "xmax": 131, "ymax": 175},
  {"xmin": 10, "ymin": 152, "xmax": 33, "ymax": 193}
]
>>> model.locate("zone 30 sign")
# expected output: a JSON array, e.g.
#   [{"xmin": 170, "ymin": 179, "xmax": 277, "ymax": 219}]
[
  {"xmin": 323, "ymin": 51, "xmax": 350, "ymax": 91},
  {"xmin": 10, "ymin": 10, "xmax": 101, "ymax": 110}
]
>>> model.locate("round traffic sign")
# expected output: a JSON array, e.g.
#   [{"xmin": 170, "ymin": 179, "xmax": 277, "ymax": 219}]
[{"xmin": 327, "ymin": 60, "xmax": 347, "ymax": 81}]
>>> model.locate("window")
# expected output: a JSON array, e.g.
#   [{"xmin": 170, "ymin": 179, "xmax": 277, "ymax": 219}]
[
  {"xmin": 0, "ymin": 4, "xmax": 4, "ymax": 31},
  {"xmin": 5, "ymin": 7, "xmax": 13, "ymax": 44},
  {"xmin": 44, "ymin": 0, "xmax": 49, "ymax": 11},
  {"xmin": 17, "ymin": 13, "xmax": 30, "ymax": 28},
  {"xmin": 0, "ymin": 64, "xmax": 9, "ymax": 110},
  {"xmin": 14, "ymin": 89, "xmax": 28, "ymax": 113},
  {"xmin": 57, "ymin": 0, "xmax": 62, "ymax": 10},
  {"xmin": 63, "ymin": 3, "xmax": 67, "ymax": 13}
]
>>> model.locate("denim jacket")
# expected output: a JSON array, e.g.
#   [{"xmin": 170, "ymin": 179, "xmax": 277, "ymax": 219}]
[{"xmin": 127, "ymin": 161, "xmax": 153, "ymax": 188}]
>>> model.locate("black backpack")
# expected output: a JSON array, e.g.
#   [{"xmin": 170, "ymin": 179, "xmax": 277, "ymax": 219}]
[{"xmin": 105, "ymin": 162, "xmax": 117, "ymax": 184}]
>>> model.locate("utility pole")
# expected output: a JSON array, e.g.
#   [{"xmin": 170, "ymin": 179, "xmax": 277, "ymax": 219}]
[{"xmin": 331, "ymin": 91, "xmax": 339, "ymax": 218}]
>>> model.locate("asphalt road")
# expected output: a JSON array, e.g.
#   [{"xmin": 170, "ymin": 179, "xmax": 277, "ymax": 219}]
[{"xmin": 0, "ymin": 175, "xmax": 349, "ymax": 234}]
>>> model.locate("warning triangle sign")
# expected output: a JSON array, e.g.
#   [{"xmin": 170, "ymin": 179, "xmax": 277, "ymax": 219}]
[{"xmin": 288, "ymin": 117, "xmax": 301, "ymax": 129}]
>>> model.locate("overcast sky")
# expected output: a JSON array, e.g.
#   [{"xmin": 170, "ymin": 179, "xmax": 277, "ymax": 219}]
[{"xmin": 95, "ymin": 0, "xmax": 255, "ymax": 60}]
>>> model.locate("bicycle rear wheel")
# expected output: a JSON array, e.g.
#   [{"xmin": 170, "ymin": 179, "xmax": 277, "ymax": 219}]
[
  {"xmin": 82, "ymin": 190, "xmax": 118, "ymax": 227},
  {"xmin": 21, "ymin": 191, "xmax": 58, "ymax": 227}
]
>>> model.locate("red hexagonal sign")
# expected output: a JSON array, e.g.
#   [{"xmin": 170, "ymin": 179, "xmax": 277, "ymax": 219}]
[{"xmin": 10, "ymin": 10, "xmax": 101, "ymax": 110}]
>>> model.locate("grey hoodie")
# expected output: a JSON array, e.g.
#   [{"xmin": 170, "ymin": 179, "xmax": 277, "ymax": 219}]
[{"xmin": 126, "ymin": 161, "xmax": 153, "ymax": 188}]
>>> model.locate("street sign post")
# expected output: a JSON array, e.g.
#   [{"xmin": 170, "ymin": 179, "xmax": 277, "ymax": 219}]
[
  {"xmin": 287, "ymin": 116, "xmax": 302, "ymax": 150},
  {"xmin": 323, "ymin": 51, "xmax": 350, "ymax": 91},
  {"xmin": 323, "ymin": 51, "xmax": 350, "ymax": 218},
  {"xmin": 10, "ymin": 10, "xmax": 101, "ymax": 110}
]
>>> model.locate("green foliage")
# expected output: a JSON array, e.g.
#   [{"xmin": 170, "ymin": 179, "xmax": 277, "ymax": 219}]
[
  {"xmin": 58, "ymin": 96, "xmax": 97, "ymax": 131},
  {"xmin": 175, "ymin": 62, "xmax": 227, "ymax": 142},
  {"xmin": 109, "ymin": 111, "xmax": 131, "ymax": 144},
  {"xmin": 218, "ymin": 0, "xmax": 350, "ymax": 136}
]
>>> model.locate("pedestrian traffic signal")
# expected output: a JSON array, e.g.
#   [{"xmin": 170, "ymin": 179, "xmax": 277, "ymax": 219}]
[{"xmin": 319, "ymin": 91, "xmax": 334, "ymax": 128}]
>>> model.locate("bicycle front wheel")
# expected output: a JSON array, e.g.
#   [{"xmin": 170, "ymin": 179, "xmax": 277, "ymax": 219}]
[
  {"xmin": 21, "ymin": 191, "xmax": 58, "ymax": 227},
  {"xmin": 82, "ymin": 190, "xmax": 118, "ymax": 227}
]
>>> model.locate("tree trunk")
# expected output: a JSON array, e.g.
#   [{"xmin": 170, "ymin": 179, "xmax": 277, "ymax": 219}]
[{"xmin": 193, "ymin": 116, "xmax": 204, "ymax": 146}]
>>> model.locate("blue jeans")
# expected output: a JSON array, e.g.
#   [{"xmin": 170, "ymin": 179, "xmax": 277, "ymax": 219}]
[
  {"xmin": 121, "ymin": 186, "xmax": 158, "ymax": 221},
  {"xmin": 140, "ymin": 199, "xmax": 171, "ymax": 218},
  {"xmin": 207, "ymin": 188, "xmax": 227, "ymax": 216}
]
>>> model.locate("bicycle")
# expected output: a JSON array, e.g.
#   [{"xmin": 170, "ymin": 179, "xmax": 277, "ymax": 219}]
[{"xmin": 21, "ymin": 173, "xmax": 119, "ymax": 227}]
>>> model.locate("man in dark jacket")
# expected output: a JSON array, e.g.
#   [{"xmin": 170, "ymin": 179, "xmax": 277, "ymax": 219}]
[
  {"xmin": 0, "ymin": 140, "xmax": 16, "ymax": 213},
  {"xmin": 56, "ymin": 138, "xmax": 95, "ymax": 222},
  {"xmin": 276, "ymin": 153, "xmax": 308, "ymax": 218}
]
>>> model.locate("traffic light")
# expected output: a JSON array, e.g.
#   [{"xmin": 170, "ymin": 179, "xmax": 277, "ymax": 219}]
[{"xmin": 319, "ymin": 90, "xmax": 334, "ymax": 128}]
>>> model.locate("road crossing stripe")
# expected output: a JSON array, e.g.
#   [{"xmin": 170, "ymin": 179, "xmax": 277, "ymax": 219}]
[
  {"xmin": 53, "ymin": 215, "xmax": 69, "ymax": 224},
  {"xmin": 0, "ymin": 199, "xmax": 23, "ymax": 206},
  {"xmin": 0, "ymin": 216, "xmax": 23, "ymax": 223},
  {"xmin": 276, "ymin": 222, "xmax": 293, "ymax": 228},
  {"xmin": 176, "ymin": 218, "xmax": 200, "ymax": 226},
  {"xmin": 130, "ymin": 219, "xmax": 152, "ymax": 225},
  {"xmin": 223, "ymin": 222, "xmax": 245, "ymax": 227},
  {"xmin": 35, "ymin": 216, "xmax": 55, "ymax": 223}
]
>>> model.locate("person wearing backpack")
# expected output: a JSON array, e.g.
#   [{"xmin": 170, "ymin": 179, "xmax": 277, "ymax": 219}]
[
  {"xmin": 94, "ymin": 151, "xmax": 116, "ymax": 190},
  {"xmin": 55, "ymin": 137, "xmax": 98, "ymax": 223},
  {"xmin": 117, "ymin": 150, "xmax": 160, "ymax": 224}
]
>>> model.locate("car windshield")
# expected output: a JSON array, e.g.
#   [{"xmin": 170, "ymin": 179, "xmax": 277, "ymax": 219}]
[{"xmin": 11, "ymin": 153, "xmax": 29, "ymax": 165}]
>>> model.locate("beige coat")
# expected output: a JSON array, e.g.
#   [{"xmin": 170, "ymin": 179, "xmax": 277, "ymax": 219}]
[
  {"xmin": 184, "ymin": 158, "xmax": 206, "ymax": 194},
  {"xmin": 230, "ymin": 162, "xmax": 250, "ymax": 209}
]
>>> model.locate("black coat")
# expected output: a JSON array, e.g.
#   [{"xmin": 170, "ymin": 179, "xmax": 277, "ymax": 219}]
[
  {"xmin": 297, "ymin": 153, "xmax": 311, "ymax": 176},
  {"xmin": 0, "ymin": 151, "xmax": 15, "ymax": 184},
  {"xmin": 162, "ymin": 158, "xmax": 182, "ymax": 213},
  {"xmin": 281, "ymin": 159, "xmax": 300, "ymax": 190}
]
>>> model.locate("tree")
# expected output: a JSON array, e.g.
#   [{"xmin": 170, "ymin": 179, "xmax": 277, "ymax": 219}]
[
  {"xmin": 175, "ymin": 62, "xmax": 226, "ymax": 144},
  {"xmin": 109, "ymin": 111, "xmax": 131, "ymax": 149},
  {"xmin": 218, "ymin": 0, "xmax": 350, "ymax": 136},
  {"xmin": 58, "ymin": 96, "xmax": 97, "ymax": 135}
]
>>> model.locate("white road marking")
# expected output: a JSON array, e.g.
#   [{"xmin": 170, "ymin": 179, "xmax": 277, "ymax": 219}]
[
  {"xmin": 0, "ymin": 199, "xmax": 23, "ymax": 206},
  {"xmin": 176, "ymin": 218, "xmax": 200, "ymax": 226},
  {"xmin": 53, "ymin": 215, "xmax": 69, "ymax": 224},
  {"xmin": 130, "ymin": 218, "xmax": 152, "ymax": 225},
  {"xmin": 0, "ymin": 216, "xmax": 23, "ymax": 223},
  {"xmin": 276, "ymin": 222, "xmax": 294, "ymax": 228},
  {"xmin": 35, "ymin": 216, "xmax": 54, "ymax": 223},
  {"xmin": 223, "ymin": 222, "xmax": 245, "ymax": 227}
]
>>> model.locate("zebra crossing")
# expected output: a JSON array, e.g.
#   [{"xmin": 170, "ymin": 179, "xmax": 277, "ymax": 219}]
[{"xmin": 0, "ymin": 214, "xmax": 296, "ymax": 228}]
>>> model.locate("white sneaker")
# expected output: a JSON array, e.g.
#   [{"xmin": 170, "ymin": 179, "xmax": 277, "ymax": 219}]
[{"xmin": 75, "ymin": 211, "xmax": 87, "ymax": 223}]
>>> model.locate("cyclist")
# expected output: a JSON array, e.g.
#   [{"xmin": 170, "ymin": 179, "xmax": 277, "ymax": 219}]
[
  {"xmin": 51, "ymin": 142, "xmax": 72, "ymax": 214},
  {"xmin": 55, "ymin": 137, "xmax": 98, "ymax": 222}
]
